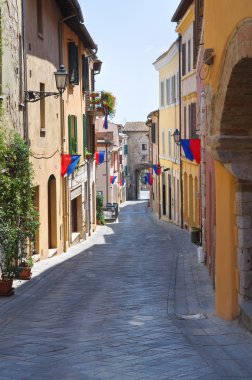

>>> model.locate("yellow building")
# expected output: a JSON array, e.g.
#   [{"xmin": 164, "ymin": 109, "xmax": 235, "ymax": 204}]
[
  {"xmin": 24, "ymin": 0, "xmax": 99, "ymax": 259},
  {"xmin": 153, "ymin": 41, "xmax": 181, "ymax": 226},
  {"xmin": 201, "ymin": 0, "xmax": 252, "ymax": 324},
  {"xmin": 172, "ymin": 0, "xmax": 200, "ymax": 231}
]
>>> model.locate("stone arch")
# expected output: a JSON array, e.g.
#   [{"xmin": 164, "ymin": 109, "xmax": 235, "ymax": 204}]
[
  {"xmin": 209, "ymin": 19, "xmax": 252, "ymax": 181},
  {"xmin": 208, "ymin": 19, "xmax": 252, "ymax": 317}
]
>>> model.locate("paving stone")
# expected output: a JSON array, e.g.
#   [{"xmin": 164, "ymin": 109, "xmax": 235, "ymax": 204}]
[{"xmin": 0, "ymin": 201, "xmax": 252, "ymax": 378}]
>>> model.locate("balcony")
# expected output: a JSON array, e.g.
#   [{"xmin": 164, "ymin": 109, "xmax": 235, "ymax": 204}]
[{"xmin": 85, "ymin": 91, "xmax": 116, "ymax": 117}]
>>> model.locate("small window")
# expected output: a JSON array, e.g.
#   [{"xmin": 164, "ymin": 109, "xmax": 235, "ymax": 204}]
[
  {"xmin": 37, "ymin": 0, "xmax": 43, "ymax": 37},
  {"xmin": 68, "ymin": 42, "xmax": 79, "ymax": 85},
  {"xmin": 166, "ymin": 78, "xmax": 170, "ymax": 105},
  {"xmin": 188, "ymin": 39, "xmax": 191, "ymax": 72},
  {"xmin": 182, "ymin": 43, "xmax": 186, "ymax": 76},
  {"xmin": 142, "ymin": 144, "xmax": 147, "ymax": 151},
  {"xmin": 160, "ymin": 81, "xmax": 164, "ymax": 107}
]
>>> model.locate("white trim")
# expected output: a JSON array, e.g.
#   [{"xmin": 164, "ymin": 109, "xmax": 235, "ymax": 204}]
[{"xmin": 153, "ymin": 42, "xmax": 179, "ymax": 71}]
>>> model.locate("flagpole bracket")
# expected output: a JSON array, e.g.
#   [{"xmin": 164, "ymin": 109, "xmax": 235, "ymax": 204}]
[{"xmin": 25, "ymin": 90, "xmax": 60, "ymax": 103}]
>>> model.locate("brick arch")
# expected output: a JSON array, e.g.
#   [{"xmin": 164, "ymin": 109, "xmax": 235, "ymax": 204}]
[{"xmin": 209, "ymin": 19, "xmax": 252, "ymax": 181}]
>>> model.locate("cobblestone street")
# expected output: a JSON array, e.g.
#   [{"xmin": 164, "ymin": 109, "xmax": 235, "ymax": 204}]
[{"xmin": 0, "ymin": 201, "xmax": 252, "ymax": 379}]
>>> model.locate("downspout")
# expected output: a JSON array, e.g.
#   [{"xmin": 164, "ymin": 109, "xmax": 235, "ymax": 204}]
[
  {"xmin": 178, "ymin": 34, "xmax": 184, "ymax": 229},
  {"xmin": 22, "ymin": 0, "xmax": 28, "ymax": 143}
]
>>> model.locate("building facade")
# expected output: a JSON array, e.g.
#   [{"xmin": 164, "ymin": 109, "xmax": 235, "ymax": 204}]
[
  {"xmin": 153, "ymin": 42, "xmax": 181, "ymax": 226},
  {"xmin": 172, "ymin": 0, "xmax": 200, "ymax": 232},
  {"xmin": 124, "ymin": 122, "xmax": 150, "ymax": 201}
]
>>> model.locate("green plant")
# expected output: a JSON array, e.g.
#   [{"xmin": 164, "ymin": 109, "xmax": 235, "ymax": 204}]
[
  {"xmin": 101, "ymin": 91, "xmax": 116, "ymax": 117},
  {"xmin": 96, "ymin": 194, "xmax": 105, "ymax": 225},
  {"xmin": 0, "ymin": 130, "xmax": 40, "ymax": 279}
]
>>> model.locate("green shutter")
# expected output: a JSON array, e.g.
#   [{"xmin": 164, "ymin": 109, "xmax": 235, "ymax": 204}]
[
  {"xmin": 82, "ymin": 56, "xmax": 89, "ymax": 92},
  {"xmin": 74, "ymin": 116, "xmax": 78, "ymax": 153},
  {"xmin": 68, "ymin": 115, "xmax": 72, "ymax": 153},
  {"xmin": 74, "ymin": 45, "xmax": 79, "ymax": 84},
  {"xmin": 68, "ymin": 42, "xmax": 75, "ymax": 84},
  {"xmin": 83, "ymin": 114, "xmax": 87, "ymax": 154},
  {"xmin": 124, "ymin": 145, "xmax": 128, "ymax": 155}
]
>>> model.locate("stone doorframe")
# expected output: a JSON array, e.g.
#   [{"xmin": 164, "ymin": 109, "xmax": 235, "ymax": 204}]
[{"xmin": 207, "ymin": 19, "xmax": 252, "ymax": 303}]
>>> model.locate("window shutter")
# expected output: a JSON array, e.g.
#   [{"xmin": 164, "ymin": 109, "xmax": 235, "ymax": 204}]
[
  {"xmin": 119, "ymin": 155, "xmax": 122, "ymax": 164},
  {"xmin": 166, "ymin": 78, "xmax": 170, "ymax": 105},
  {"xmin": 68, "ymin": 115, "xmax": 72, "ymax": 153},
  {"xmin": 83, "ymin": 114, "xmax": 87, "ymax": 154},
  {"xmin": 182, "ymin": 43, "xmax": 186, "ymax": 76},
  {"xmin": 91, "ymin": 69, "xmax": 95, "ymax": 91},
  {"xmin": 160, "ymin": 81, "xmax": 164, "ymax": 106},
  {"xmin": 191, "ymin": 103, "xmax": 196, "ymax": 138},
  {"xmin": 90, "ymin": 123, "xmax": 95, "ymax": 153},
  {"xmin": 68, "ymin": 43, "xmax": 79, "ymax": 84},
  {"xmin": 68, "ymin": 43, "xmax": 75, "ymax": 84},
  {"xmin": 184, "ymin": 106, "xmax": 187, "ymax": 139},
  {"xmin": 151, "ymin": 123, "xmax": 156, "ymax": 144},
  {"xmin": 74, "ymin": 116, "xmax": 78, "ymax": 153},
  {"xmin": 188, "ymin": 39, "xmax": 191, "ymax": 72},
  {"xmin": 177, "ymin": 72, "xmax": 179, "ymax": 101},
  {"xmin": 82, "ymin": 56, "xmax": 89, "ymax": 92},
  {"xmin": 124, "ymin": 145, "xmax": 128, "ymax": 155}
]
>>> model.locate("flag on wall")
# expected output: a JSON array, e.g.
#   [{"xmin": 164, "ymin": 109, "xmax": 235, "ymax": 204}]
[
  {"xmin": 144, "ymin": 172, "xmax": 153, "ymax": 186},
  {"xmin": 152, "ymin": 164, "xmax": 161, "ymax": 175},
  {"xmin": 95, "ymin": 151, "xmax": 105, "ymax": 165},
  {"xmin": 61, "ymin": 154, "xmax": 81, "ymax": 176},
  {"xmin": 119, "ymin": 179, "xmax": 126, "ymax": 186},
  {"xmin": 180, "ymin": 139, "xmax": 201, "ymax": 164},
  {"xmin": 110, "ymin": 175, "xmax": 117, "ymax": 184}
]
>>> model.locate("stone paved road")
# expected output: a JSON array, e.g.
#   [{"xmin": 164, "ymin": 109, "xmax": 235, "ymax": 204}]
[{"xmin": 0, "ymin": 201, "xmax": 252, "ymax": 379}]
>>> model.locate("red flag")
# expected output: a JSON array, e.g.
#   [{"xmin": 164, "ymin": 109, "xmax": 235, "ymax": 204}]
[
  {"xmin": 61, "ymin": 154, "xmax": 72, "ymax": 176},
  {"xmin": 190, "ymin": 139, "xmax": 201, "ymax": 164}
]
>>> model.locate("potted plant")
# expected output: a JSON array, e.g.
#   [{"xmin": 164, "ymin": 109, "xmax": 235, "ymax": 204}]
[
  {"xmin": 0, "ymin": 130, "xmax": 40, "ymax": 294},
  {"xmin": 18, "ymin": 256, "xmax": 33, "ymax": 280},
  {"xmin": 84, "ymin": 147, "xmax": 93, "ymax": 160},
  {"xmin": 96, "ymin": 194, "xmax": 105, "ymax": 225},
  {"xmin": 101, "ymin": 91, "xmax": 116, "ymax": 117}
]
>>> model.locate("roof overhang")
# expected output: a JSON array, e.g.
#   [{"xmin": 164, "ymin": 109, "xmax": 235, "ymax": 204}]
[{"xmin": 171, "ymin": 0, "xmax": 193, "ymax": 22}]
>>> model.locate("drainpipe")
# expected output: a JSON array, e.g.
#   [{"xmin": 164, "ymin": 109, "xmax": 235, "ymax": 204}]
[
  {"xmin": 22, "ymin": 0, "xmax": 28, "ymax": 143},
  {"xmin": 178, "ymin": 34, "xmax": 184, "ymax": 229}
]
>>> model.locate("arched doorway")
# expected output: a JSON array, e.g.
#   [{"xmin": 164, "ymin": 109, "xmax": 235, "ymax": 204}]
[
  {"xmin": 208, "ymin": 19, "xmax": 252, "ymax": 319},
  {"xmin": 48, "ymin": 175, "xmax": 57, "ymax": 250}
]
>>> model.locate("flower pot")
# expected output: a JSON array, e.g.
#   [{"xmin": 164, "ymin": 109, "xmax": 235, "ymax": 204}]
[
  {"xmin": 0, "ymin": 279, "xmax": 14, "ymax": 296},
  {"xmin": 191, "ymin": 228, "xmax": 201, "ymax": 245},
  {"xmin": 18, "ymin": 266, "xmax": 32, "ymax": 280}
]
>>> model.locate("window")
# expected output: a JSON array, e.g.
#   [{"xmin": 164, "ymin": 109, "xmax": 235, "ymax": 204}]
[
  {"xmin": 188, "ymin": 39, "xmax": 191, "ymax": 72},
  {"xmin": 177, "ymin": 72, "xmax": 179, "ymax": 101},
  {"xmin": 182, "ymin": 43, "xmax": 186, "ymax": 76},
  {"xmin": 160, "ymin": 81, "xmax": 164, "ymax": 107},
  {"xmin": 166, "ymin": 78, "xmax": 170, "ymax": 105},
  {"xmin": 124, "ymin": 145, "xmax": 128, "ymax": 155},
  {"xmin": 184, "ymin": 106, "xmax": 187, "ymax": 139},
  {"xmin": 125, "ymin": 165, "xmax": 128, "ymax": 176},
  {"xmin": 82, "ymin": 55, "xmax": 89, "ymax": 92},
  {"xmin": 151, "ymin": 123, "xmax": 156, "ymax": 144},
  {"xmin": 162, "ymin": 129, "xmax": 165, "ymax": 155},
  {"xmin": 189, "ymin": 103, "xmax": 196, "ymax": 138},
  {"xmin": 68, "ymin": 42, "xmax": 79, "ymax": 85},
  {"xmin": 40, "ymin": 83, "xmax": 45, "ymax": 134},
  {"xmin": 168, "ymin": 130, "xmax": 171, "ymax": 157},
  {"xmin": 37, "ymin": 0, "xmax": 43, "ymax": 37},
  {"xmin": 142, "ymin": 144, "xmax": 147, "ymax": 151},
  {"xmin": 68, "ymin": 115, "xmax": 78, "ymax": 154},
  {"xmin": 83, "ymin": 114, "xmax": 87, "ymax": 155},
  {"xmin": 171, "ymin": 75, "xmax": 176, "ymax": 103}
]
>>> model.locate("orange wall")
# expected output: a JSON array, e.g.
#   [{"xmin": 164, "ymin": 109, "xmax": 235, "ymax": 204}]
[
  {"xmin": 204, "ymin": 0, "xmax": 252, "ymax": 90},
  {"xmin": 215, "ymin": 161, "xmax": 238, "ymax": 320}
]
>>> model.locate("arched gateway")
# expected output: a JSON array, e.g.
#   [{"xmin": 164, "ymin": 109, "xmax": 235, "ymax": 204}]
[{"xmin": 208, "ymin": 19, "xmax": 252, "ymax": 320}]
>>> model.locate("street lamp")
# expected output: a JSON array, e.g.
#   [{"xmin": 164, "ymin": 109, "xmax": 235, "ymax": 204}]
[
  {"xmin": 173, "ymin": 128, "xmax": 181, "ymax": 144},
  {"xmin": 25, "ymin": 65, "xmax": 68, "ymax": 103}
]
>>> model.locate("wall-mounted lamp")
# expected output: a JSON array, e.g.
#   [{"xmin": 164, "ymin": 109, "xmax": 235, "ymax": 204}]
[
  {"xmin": 173, "ymin": 128, "xmax": 181, "ymax": 145},
  {"xmin": 25, "ymin": 65, "xmax": 68, "ymax": 103}
]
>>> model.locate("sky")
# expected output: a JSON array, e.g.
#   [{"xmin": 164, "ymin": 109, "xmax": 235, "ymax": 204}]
[{"xmin": 79, "ymin": 1, "xmax": 180, "ymax": 125}]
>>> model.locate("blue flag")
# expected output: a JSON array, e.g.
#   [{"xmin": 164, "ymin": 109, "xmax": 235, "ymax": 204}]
[
  {"xmin": 66, "ymin": 155, "xmax": 81, "ymax": 176},
  {"xmin": 180, "ymin": 139, "xmax": 194, "ymax": 161}
]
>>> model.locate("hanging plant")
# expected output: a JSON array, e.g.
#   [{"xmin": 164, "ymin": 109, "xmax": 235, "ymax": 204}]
[{"xmin": 101, "ymin": 91, "xmax": 116, "ymax": 117}]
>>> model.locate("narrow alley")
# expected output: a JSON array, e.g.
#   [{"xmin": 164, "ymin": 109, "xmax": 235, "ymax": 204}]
[{"xmin": 0, "ymin": 202, "xmax": 252, "ymax": 380}]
